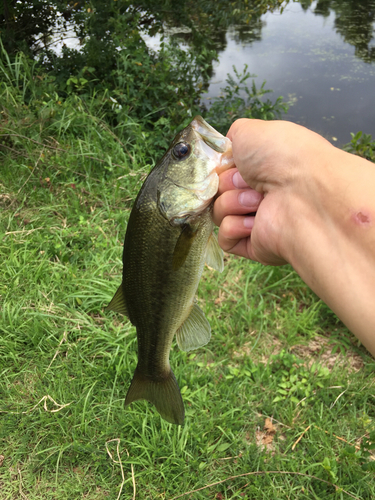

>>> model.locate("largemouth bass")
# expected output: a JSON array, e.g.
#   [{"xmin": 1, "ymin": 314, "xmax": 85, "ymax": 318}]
[{"xmin": 107, "ymin": 116, "xmax": 233, "ymax": 424}]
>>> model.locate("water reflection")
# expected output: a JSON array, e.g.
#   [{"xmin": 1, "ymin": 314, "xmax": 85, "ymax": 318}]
[
  {"xmin": 141, "ymin": 0, "xmax": 375, "ymax": 142},
  {"xmin": 214, "ymin": 0, "xmax": 375, "ymax": 64},
  {"xmin": 313, "ymin": 0, "xmax": 375, "ymax": 63},
  {"xmin": 228, "ymin": 18, "xmax": 264, "ymax": 46},
  {"xmin": 205, "ymin": 0, "xmax": 375, "ymax": 144}
]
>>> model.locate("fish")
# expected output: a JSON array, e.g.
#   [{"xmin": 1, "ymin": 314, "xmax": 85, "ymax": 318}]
[{"xmin": 106, "ymin": 116, "xmax": 234, "ymax": 425}]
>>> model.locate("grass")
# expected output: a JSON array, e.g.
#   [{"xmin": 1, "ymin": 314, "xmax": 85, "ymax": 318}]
[{"xmin": 1, "ymin": 55, "xmax": 375, "ymax": 500}]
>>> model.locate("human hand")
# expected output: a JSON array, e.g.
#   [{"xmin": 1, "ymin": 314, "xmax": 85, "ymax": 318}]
[
  {"xmin": 214, "ymin": 118, "xmax": 375, "ymax": 357},
  {"xmin": 213, "ymin": 119, "xmax": 334, "ymax": 265}
]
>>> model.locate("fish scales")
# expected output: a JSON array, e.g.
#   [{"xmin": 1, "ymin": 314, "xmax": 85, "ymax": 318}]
[{"xmin": 106, "ymin": 116, "xmax": 234, "ymax": 424}]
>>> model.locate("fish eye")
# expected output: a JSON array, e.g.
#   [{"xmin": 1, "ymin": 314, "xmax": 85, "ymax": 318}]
[{"xmin": 172, "ymin": 142, "xmax": 191, "ymax": 160}]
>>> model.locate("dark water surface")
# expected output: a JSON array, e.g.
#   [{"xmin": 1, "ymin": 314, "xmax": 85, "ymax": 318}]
[{"xmin": 205, "ymin": 0, "xmax": 375, "ymax": 145}]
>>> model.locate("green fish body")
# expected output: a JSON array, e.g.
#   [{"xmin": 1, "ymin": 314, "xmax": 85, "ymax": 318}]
[{"xmin": 107, "ymin": 116, "xmax": 233, "ymax": 424}]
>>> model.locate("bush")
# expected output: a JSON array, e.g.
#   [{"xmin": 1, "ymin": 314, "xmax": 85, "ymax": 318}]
[{"xmin": 204, "ymin": 65, "xmax": 288, "ymax": 134}]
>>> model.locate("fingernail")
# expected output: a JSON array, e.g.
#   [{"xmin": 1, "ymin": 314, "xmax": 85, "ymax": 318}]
[
  {"xmin": 243, "ymin": 217, "xmax": 254, "ymax": 229},
  {"xmin": 232, "ymin": 171, "xmax": 248, "ymax": 188},
  {"xmin": 238, "ymin": 191, "xmax": 259, "ymax": 208}
]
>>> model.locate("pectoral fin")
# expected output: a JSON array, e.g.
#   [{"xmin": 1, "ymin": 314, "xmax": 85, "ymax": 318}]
[
  {"xmin": 105, "ymin": 284, "xmax": 128, "ymax": 317},
  {"xmin": 172, "ymin": 225, "xmax": 198, "ymax": 271},
  {"xmin": 176, "ymin": 303, "xmax": 211, "ymax": 351},
  {"xmin": 205, "ymin": 232, "xmax": 224, "ymax": 272}
]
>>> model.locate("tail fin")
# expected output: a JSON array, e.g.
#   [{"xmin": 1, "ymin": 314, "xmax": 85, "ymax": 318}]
[{"xmin": 125, "ymin": 366, "xmax": 185, "ymax": 425}]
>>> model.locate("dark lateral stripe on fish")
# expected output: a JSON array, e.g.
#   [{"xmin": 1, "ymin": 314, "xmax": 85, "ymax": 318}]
[{"xmin": 125, "ymin": 366, "xmax": 185, "ymax": 425}]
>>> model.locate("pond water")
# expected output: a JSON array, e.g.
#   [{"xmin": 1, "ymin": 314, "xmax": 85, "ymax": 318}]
[
  {"xmin": 51, "ymin": 1, "xmax": 375, "ymax": 146},
  {"xmin": 205, "ymin": 0, "xmax": 375, "ymax": 146}
]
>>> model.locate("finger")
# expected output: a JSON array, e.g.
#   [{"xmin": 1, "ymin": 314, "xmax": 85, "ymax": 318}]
[
  {"xmin": 217, "ymin": 168, "xmax": 239, "ymax": 195},
  {"xmin": 213, "ymin": 189, "xmax": 263, "ymax": 226},
  {"xmin": 217, "ymin": 214, "xmax": 255, "ymax": 254},
  {"xmin": 223, "ymin": 237, "xmax": 258, "ymax": 261},
  {"xmin": 217, "ymin": 168, "xmax": 250, "ymax": 195}
]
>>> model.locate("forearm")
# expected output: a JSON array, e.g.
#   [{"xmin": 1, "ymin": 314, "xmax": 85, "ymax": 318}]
[
  {"xmin": 217, "ymin": 119, "xmax": 375, "ymax": 355},
  {"xmin": 284, "ymin": 148, "xmax": 375, "ymax": 355}
]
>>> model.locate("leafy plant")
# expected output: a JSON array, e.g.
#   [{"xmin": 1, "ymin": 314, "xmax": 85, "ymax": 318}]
[
  {"xmin": 270, "ymin": 350, "xmax": 330, "ymax": 405},
  {"xmin": 319, "ymin": 456, "xmax": 339, "ymax": 483},
  {"xmin": 360, "ymin": 431, "xmax": 375, "ymax": 471},
  {"xmin": 204, "ymin": 65, "xmax": 288, "ymax": 134},
  {"xmin": 337, "ymin": 432, "xmax": 375, "ymax": 472},
  {"xmin": 343, "ymin": 130, "xmax": 375, "ymax": 163}
]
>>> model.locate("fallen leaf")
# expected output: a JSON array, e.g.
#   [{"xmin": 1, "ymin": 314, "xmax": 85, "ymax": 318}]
[{"xmin": 264, "ymin": 417, "xmax": 276, "ymax": 435}]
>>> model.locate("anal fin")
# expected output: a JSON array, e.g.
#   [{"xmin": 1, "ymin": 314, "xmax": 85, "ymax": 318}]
[{"xmin": 176, "ymin": 303, "xmax": 211, "ymax": 352}]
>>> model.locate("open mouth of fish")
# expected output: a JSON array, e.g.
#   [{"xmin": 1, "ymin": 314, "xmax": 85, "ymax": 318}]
[{"xmin": 190, "ymin": 116, "xmax": 234, "ymax": 175}]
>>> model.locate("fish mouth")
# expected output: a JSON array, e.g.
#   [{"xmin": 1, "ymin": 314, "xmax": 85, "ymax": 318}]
[{"xmin": 191, "ymin": 116, "xmax": 234, "ymax": 174}]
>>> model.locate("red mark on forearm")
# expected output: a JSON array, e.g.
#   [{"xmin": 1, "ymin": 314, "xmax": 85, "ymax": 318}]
[{"xmin": 352, "ymin": 211, "xmax": 372, "ymax": 227}]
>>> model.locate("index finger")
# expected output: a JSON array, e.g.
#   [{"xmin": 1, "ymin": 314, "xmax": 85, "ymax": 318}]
[{"xmin": 217, "ymin": 168, "xmax": 250, "ymax": 196}]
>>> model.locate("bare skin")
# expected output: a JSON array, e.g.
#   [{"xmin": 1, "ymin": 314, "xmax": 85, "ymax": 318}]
[{"xmin": 213, "ymin": 119, "xmax": 375, "ymax": 356}]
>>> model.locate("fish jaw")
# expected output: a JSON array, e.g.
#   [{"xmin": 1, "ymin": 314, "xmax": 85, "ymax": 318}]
[
  {"xmin": 190, "ymin": 115, "xmax": 234, "ymax": 175},
  {"xmin": 190, "ymin": 115, "xmax": 230, "ymax": 153}
]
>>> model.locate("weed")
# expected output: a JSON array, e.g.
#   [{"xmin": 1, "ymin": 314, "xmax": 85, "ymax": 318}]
[
  {"xmin": 270, "ymin": 350, "xmax": 330, "ymax": 406},
  {"xmin": 343, "ymin": 131, "xmax": 375, "ymax": 163},
  {"xmin": 205, "ymin": 65, "xmax": 288, "ymax": 134}
]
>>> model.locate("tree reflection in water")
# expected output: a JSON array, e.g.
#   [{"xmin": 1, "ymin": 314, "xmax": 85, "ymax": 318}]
[{"xmin": 313, "ymin": 0, "xmax": 375, "ymax": 64}]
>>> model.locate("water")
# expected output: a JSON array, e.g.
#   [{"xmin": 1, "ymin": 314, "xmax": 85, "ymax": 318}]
[
  {"xmin": 204, "ymin": 0, "xmax": 375, "ymax": 145},
  {"xmin": 48, "ymin": 1, "xmax": 375, "ymax": 146}
]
